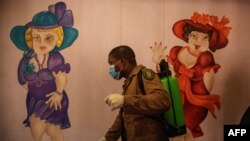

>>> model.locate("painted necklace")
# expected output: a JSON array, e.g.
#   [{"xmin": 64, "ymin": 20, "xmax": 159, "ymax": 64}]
[{"xmin": 34, "ymin": 54, "xmax": 47, "ymax": 87}]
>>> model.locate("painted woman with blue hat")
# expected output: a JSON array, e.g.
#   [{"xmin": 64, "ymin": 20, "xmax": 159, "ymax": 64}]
[{"xmin": 10, "ymin": 2, "xmax": 78, "ymax": 141}]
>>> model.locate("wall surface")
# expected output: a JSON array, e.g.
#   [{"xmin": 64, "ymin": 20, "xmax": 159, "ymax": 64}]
[{"xmin": 0, "ymin": 0, "xmax": 250, "ymax": 141}]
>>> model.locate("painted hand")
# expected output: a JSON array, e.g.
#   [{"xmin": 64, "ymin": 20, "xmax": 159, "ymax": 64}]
[
  {"xmin": 150, "ymin": 42, "xmax": 167, "ymax": 65},
  {"xmin": 45, "ymin": 91, "xmax": 63, "ymax": 110},
  {"xmin": 98, "ymin": 137, "xmax": 107, "ymax": 141},
  {"xmin": 22, "ymin": 83, "xmax": 28, "ymax": 90},
  {"xmin": 105, "ymin": 93, "xmax": 124, "ymax": 111}
]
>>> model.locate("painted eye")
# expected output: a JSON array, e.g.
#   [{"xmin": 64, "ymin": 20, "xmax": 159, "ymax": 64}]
[
  {"xmin": 203, "ymin": 36, "xmax": 208, "ymax": 40},
  {"xmin": 190, "ymin": 33, "xmax": 196, "ymax": 38},
  {"xmin": 32, "ymin": 35, "xmax": 40, "ymax": 40},
  {"xmin": 46, "ymin": 35, "xmax": 54, "ymax": 42}
]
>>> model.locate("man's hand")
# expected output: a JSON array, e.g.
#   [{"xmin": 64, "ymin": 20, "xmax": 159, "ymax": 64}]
[
  {"xmin": 150, "ymin": 42, "xmax": 167, "ymax": 65},
  {"xmin": 105, "ymin": 93, "xmax": 124, "ymax": 111}
]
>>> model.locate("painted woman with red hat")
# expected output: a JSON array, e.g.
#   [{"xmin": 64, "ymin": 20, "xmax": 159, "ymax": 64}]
[
  {"xmin": 151, "ymin": 12, "xmax": 231, "ymax": 140},
  {"xmin": 10, "ymin": 2, "xmax": 78, "ymax": 141}
]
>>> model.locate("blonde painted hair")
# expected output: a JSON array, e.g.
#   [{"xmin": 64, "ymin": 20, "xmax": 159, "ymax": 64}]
[{"xmin": 25, "ymin": 26, "xmax": 64, "ymax": 49}]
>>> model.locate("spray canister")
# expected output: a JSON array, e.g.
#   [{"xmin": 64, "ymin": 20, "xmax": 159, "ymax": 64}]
[{"xmin": 158, "ymin": 59, "xmax": 186, "ymax": 135}]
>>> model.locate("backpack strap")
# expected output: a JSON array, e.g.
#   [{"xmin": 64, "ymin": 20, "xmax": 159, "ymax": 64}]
[
  {"xmin": 137, "ymin": 69, "xmax": 166, "ymax": 122},
  {"xmin": 137, "ymin": 69, "xmax": 146, "ymax": 95},
  {"xmin": 137, "ymin": 67, "xmax": 187, "ymax": 137}
]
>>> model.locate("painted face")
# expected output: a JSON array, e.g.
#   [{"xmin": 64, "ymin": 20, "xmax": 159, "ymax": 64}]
[
  {"xmin": 188, "ymin": 31, "xmax": 209, "ymax": 53},
  {"xmin": 32, "ymin": 29, "xmax": 59, "ymax": 55}
]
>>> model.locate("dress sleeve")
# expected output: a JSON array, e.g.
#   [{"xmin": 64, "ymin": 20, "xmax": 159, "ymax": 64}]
[
  {"xmin": 167, "ymin": 46, "xmax": 182, "ymax": 76},
  {"xmin": 48, "ymin": 52, "xmax": 71, "ymax": 73},
  {"xmin": 198, "ymin": 51, "xmax": 220, "ymax": 73},
  {"xmin": 167, "ymin": 46, "xmax": 182, "ymax": 65},
  {"xmin": 17, "ymin": 51, "xmax": 34, "ymax": 85},
  {"xmin": 18, "ymin": 56, "xmax": 29, "ymax": 85}
]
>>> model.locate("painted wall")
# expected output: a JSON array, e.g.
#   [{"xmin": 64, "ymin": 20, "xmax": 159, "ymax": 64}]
[{"xmin": 0, "ymin": 0, "xmax": 249, "ymax": 141}]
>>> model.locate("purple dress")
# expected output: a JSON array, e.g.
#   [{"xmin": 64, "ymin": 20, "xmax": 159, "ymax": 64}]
[{"xmin": 18, "ymin": 51, "xmax": 71, "ymax": 129}]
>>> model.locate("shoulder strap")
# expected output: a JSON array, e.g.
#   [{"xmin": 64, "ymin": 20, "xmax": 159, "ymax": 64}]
[
  {"xmin": 137, "ymin": 69, "xmax": 146, "ymax": 95},
  {"xmin": 137, "ymin": 68, "xmax": 186, "ymax": 137},
  {"xmin": 137, "ymin": 69, "xmax": 171, "ymax": 122}
]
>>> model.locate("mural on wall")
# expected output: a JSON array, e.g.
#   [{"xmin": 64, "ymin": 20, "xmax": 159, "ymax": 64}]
[
  {"xmin": 151, "ymin": 12, "xmax": 231, "ymax": 140},
  {"xmin": 10, "ymin": 2, "xmax": 78, "ymax": 141}
]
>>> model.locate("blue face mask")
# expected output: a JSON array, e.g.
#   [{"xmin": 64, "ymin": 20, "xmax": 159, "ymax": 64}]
[{"xmin": 109, "ymin": 65, "xmax": 121, "ymax": 80}]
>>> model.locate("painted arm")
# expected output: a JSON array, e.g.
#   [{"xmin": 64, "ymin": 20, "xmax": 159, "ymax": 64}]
[
  {"xmin": 18, "ymin": 52, "xmax": 33, "ymax": 90},
  {"xmin": 200, "ymin": 51, "xmax": 220, "ymax": 93},
  {"xmin": 168, "ymin": 63, "xmax": 176, "ymax": 77},
  {"xmin": 45, "ymin": 71, "xmax": 67, "ymax": 110},
  {"xmin": 203, "ymin": 70, "xmax": 215, "ymax": 92},
  {"xmin": 54, "ymin": 71, "xmax": 67, "ymax": 93},
  {"xmin": 46, "ymin": 52, "xmax": 70, "ymax": 110}
]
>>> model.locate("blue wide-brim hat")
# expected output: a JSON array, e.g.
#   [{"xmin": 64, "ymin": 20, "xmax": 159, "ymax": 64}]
[{"xmin": 10, "ymin": 2, "xmax": 78, "ymax": 52}]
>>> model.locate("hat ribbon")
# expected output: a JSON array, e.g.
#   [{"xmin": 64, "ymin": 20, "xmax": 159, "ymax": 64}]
[{"xmin": 48, "ymin": 2, "xmax": 74, "ymax": 27}]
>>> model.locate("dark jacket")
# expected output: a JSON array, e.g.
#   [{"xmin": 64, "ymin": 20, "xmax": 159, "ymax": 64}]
[
  {"xmin": 240, "ymin": 106, "xmax": 250, "ymax": 125},
  {"xmin": 105, "ymin": 65, "xmax": 171, "ymax": 141}
]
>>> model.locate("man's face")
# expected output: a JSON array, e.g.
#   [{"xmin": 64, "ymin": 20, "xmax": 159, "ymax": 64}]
[
  {"xmin": 108, "ymin": 56, "xmax": 121, "ymax": 71},
  {"xmin": 108, "ymin": 55, "xmax": 125, "ymax": 78}
]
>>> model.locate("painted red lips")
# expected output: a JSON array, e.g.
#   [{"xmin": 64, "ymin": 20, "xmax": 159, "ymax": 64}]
[
  {"xmin": 40, "ymin": 46, "xmax": 46, "ymax": 50},
  {"xmin": 195, "ymin": 45, "xmax": 200, "ymax": 49}
]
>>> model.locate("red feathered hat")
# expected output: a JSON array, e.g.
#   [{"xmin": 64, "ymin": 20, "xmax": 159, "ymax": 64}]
[{"xmin": 172, "ymin": 12, "xmax": 232, "ymax": 52}]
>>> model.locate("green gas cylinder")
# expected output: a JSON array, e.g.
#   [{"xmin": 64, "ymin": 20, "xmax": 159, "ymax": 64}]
[{"xmin": 158, "ymin": 59, "xmax": 186, "ymax": 135}]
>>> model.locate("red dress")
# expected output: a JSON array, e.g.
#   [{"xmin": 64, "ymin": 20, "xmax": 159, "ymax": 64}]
[{"xmin": 167, "ymin": 46, "xmax": 220, "ymax": 137}]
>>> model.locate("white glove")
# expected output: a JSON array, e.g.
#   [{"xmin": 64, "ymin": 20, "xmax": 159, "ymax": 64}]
[
  {"xmin": 105, "ymin": 93, "xmax": 124, "ymax": 111},
  {"xmin": 98, "ymin": 137, "xmax": 107, "ymax": 141}
]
